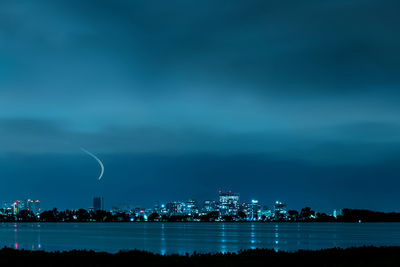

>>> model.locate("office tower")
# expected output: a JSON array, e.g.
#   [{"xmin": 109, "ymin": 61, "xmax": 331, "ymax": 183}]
[
  {"xmin": 93, "ymin": 197, "xmax": 104, "ymax": 211},
  {"xmin": 249, "ymin": 199, "xmax": 261, "ymax": 221},
  {"xmin": 183, "ymin": 199, "xmax": 198, "ymax": 216},
  {"xmin": 13, "ymin": 200, "xmax": 26, "ymax": 214},
  {"xmin": 202, "ymin": 200, "xmax": 218, "ymax": 214},
  {"xmin": 166, "ymin": 201, "xmax": 184, "ymax": 215},
  {"xmin": 26, "ymin": 199, "xmax": 41, "ymax": 215},
  {"xmin": 274, "ymin": 201, "xmax": 287, "ymax": 220},
  {"xmin": 218, "ymin": 190, "xmax": 240, "ymax": 216}
]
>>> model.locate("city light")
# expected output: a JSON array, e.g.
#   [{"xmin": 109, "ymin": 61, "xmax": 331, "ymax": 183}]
[{"xmin": 1, "ymin": 193, "xmax": 343, "ymax": 223}]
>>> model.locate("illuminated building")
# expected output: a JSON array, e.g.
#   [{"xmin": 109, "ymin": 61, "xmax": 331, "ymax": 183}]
[
  {"xmin": 218, "ymin": 190, "xmax": 240, "ymax": 216},
  {"xmin": 202, "ymin": 200, "xmax": 218, "ymax": 214},
  {"xmin": 26, "ymin": 199, "xmax": 41, "ymax": 215},
  {"xmin": 159, "ymin": 204, "xmax": 168, "ymax": 215},
  {"xmin": 240, "ymin": 202, "xmax": 251, "ymax": 217},
  {"xmin": 274, "ymin": 201, "xmax": 287, "ymax": 220},
  {"xmin": 166, "ymin": 201, "xmax": 184, "ymax": 215},
  {"xmin": 259, "ymin": 206, "xmax": 272, "ymax": 221},
  {"xmin": 249, "ymin": 199, "xmax": 261, "ymax": 221},
  {"xmin": 183, "ymin": 199, "xmax": 198, "ymax": 216},
  {"xmin": 13, "ymin": 200, "xmax": 26, "ymax": 214},
  {"xmin": 10, "ymin": 199, "xmax": 41, "ymax": 215},
  {"xmin": 1, "ymin": 202, "xmax": 14, "ymax": 216}
]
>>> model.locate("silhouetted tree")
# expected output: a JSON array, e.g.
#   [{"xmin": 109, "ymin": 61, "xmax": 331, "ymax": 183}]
[
  {"xmin": 113, "ymin": 212, "xmax": 130, "ymax": 222},
  {"xmin": 339, "ymin": 209, "xmax": 400, "ymax": 222},
  {"xmin": 316, "ymin": 212, "xmax": 334, "ymax": 222},
  {"xmin": 168, "ymin": 215, "xmax": 189, "ymax": 222},
  {"xmin": 200, "ymin": 211, "xmax": 219, "ymax": 222},
  {"xmin": 40, "ymin": 208, "xmax": 59, "ymax": 222},
  {"xmin": 93, "ymin": 210, "xmax": 112, "ymax": 222},
  {"xmin": 136, "ymin": 215, "xmax": 145, "ymax": 222},
  {"xmin": 238, "ymin": 211, "xmax": 247, "ymax": 221},
  {"xmin": 17, "ymin": 210, "xmax": 36, "ymax": 222},
  {"xmin": 300, "ymin": 207, "xmax": 315, "ymax": 220},
  {"xmin": 76, "ymin": 209, "xmax": 90, "ymax": 222},
  {"xmin": 288, "ymin": 210, "xmax": 299, "ymax": 221},
  {"xmin": 148, "ymin": 212, "xmax": 160, "ymax": 222},
  {"xmin": 222, "ymin": 215, "xmax": 233, "ymax": 222}
]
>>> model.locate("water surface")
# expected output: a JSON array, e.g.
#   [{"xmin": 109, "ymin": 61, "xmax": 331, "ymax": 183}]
[{"xmin": 3, "ymin": 222, "xmax": 400, "ymax": 254}]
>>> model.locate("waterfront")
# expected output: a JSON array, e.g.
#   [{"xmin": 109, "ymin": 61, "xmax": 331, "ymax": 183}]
[{"xmin": 3, "ymin": 222, "xmax": 400, "ymax": 254}]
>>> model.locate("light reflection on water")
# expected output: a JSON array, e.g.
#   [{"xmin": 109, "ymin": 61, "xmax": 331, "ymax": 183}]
[
  {"xmin": 274, "ymin": 224, "xmax": 279, "ymax": 252},
  {"xmin": 2, "ymin": 222, "xmax": 400, "ymax": 254},
  {"xmin": 11, "ymin": 223, "xmax": 42, "ymax": 251},
  {"xmin": 160, "ymin": 223, "xmax": 166, "ymax": 255},
  {"xmin": 250, "ymin": 223, "xmax": 256, "ymax": 249}
]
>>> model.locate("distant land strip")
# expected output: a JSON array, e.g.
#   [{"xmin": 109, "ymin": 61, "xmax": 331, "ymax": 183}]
[{"xmin": 6, "ymin": 208, "xmax": 400, "ymax": 223}]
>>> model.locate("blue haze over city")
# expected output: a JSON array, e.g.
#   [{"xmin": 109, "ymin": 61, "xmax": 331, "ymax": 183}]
[{"xmin": 1, "ymin": 0, "xmax": 400, "ymax": 213}]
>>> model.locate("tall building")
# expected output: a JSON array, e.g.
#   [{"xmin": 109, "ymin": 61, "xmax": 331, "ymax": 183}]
[
  {"xmin": 1, "ymin": 202, "xmax": 14, "ymax": 216},
  {"xmin": 159, "ymin": 204, "xmax": 168, "ymax": 215},
  {"xmin": 11, "ymin": 199, "xmax": 41, "ymax": 215},
  {"xmin": 202, "ymin": 200, "xmax": 218, "ymax": 214},
  {"xmin": 26, "ymin": 199, "xmax": 41, "ymax": 215},
  {"xmin": 183, "ymin": 199, "xmax": 198, "ymax": 216},
  {"xmin": 274, "ymin": 201, "xmax": 287, "ymax": 220},
  {"xmin": 13, "ymin": 200, "xmax": 26, "ymax": 214},
  {"xmin": 249, "ymin": 199, "xmax": 261, "ymax": 221},
  {"xmin": 218, "ymin": 190, "xmax": 240, "ymax": 216},
  {"xmin": 259, "ymin": 206, "xmax": 272, "ymax": 221},
  {"xmin": 166, "ymin": 201, "xmax": 184, "ymax": 215},
  {"xmin": 93, "ymin": 197, "xmax": 104, "ymax": 211}
]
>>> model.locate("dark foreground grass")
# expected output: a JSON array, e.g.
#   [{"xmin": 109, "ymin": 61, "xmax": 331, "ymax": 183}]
[{"xmin": 1, "ymin": 246, "xmax": 400, "ymax": 267}]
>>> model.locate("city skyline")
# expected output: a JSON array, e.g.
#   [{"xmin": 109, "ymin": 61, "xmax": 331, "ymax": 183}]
[
  {"xmin": 0, "ymin": 188, "xmax": 372, "ymax": 217},
  {"xmin": 1, "ymin": 0, "xmax": 400, "ymax": 212},
  {"xmin": 0, "ymin": 190, "xmax": 345, "ymax": 222}
]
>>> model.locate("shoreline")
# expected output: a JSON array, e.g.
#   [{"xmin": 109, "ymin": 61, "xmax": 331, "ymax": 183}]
[
  {"xmin": 5, "ymin": 221, "xmax": 400, "ymax": 223},
  {"xmin": 1, "ymin": 246, "xmax": 400, "ymax": 266}
]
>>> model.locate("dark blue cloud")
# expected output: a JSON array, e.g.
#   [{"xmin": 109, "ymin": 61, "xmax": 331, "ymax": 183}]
[
  {"xmin": 1, "ymin": 153, "xmax": 400, "ymax": 211},
  {"xmin": 0, "ymin": 0, "xmax": 399, "ymax": 210}
]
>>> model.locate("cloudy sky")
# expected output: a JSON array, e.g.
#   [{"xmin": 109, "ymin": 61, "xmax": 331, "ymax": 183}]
[{"xmin": 0, "ymin": 0, "xmax": 399, "ymax": 211}]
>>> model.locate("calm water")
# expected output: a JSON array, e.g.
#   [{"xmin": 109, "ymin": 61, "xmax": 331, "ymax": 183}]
[{"xmin": 3, "ymin": 222, "xmax": 400, "ymax": 254}]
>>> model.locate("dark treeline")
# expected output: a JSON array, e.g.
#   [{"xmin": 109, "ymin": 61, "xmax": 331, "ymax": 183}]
[
  {"xmin": 0, "ymin": 209, "xmax": 130, "ymax": 222},
  {"xmin": 339, "ymin": 209, "xmax": 400, "ymax": 222},
  {"xmin": 2, "ymin": 207, "xmax": 400, "ymax": 222},
  {"xmin": 0, "ymin": 246, "xmax": 399, "ymax": 266}
]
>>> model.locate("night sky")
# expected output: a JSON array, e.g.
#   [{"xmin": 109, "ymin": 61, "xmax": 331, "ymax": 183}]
[{"xmin": 1, "ymin": 0, "xmax": 400, "ymax": 212}]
